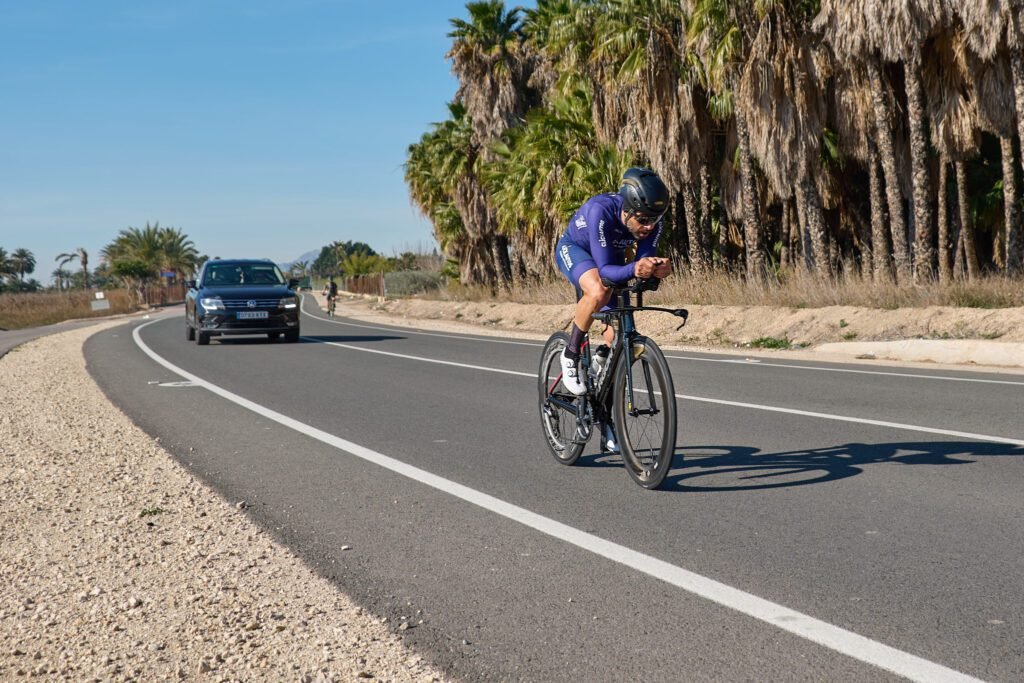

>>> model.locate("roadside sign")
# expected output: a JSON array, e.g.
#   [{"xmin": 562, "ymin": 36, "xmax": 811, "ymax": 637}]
[{"xmin": 91, "ymin": 300, "xmax": 111, "ymax": 311}]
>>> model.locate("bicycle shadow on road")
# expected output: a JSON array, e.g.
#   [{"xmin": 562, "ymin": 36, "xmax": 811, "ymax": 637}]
[{"xmin": 658, "ymin": 440, "xmax": 1024, "ymax": 493}]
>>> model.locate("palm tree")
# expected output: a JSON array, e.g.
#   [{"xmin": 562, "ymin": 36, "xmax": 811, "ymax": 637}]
[
  {"xmin": 0, "ymin": 247, "xmax": 12, "ymax": 282},
  {"xmin": 55, "ymin": 249, "xmax": 88, "ymax": 289},
  {"xmin": 9, "ymin": 248, "xmax": 35, "ymax": 282},
  {"xmin": 51, "ymin": 268, "xmax": 72, "ymax": 292},
  {"xmin": 592, "ymin": 1, "xmax": 716, "ymax": 274},
  {"xmin": 405, "ymin": 102, "xmax": 487, "ymax": 284},
  {"xmin": 484, "ymin": 87, "xmax": 633, "ymax": 277},
  {"xmin": 956, "ymin": 0, "xmax": 1024, "ymax": 274},
  {"xmin": 740, "ymin": 2, "xmax": 830, "ymax": 274},
  {"xmin": 689, "ymin": 0, "xmax": 765, "ymax": 278},
  {"xmin": 921, "ymin": 27, "xmax": 981, "ymax": 280},
  {"xmin": 870, "ymin": 0, "xmax": 946, "ymax": 282},
  {"xmin": 448, "ymin": 0, "xmax": 535, "ymax": 288},
  {"xmin": 102, "ymin": 223, "xmax": 198, "ymax": 280},
  {"xmin": 815, "ymin": 0, "xmax": 916, "ymax": 283}
]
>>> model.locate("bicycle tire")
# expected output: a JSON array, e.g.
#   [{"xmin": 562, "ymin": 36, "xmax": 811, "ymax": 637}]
[
  {"xmin": 538, "ymin": 332, "xmax": 587, "ymax": 466},
  {"xmin": 613, "ymin": 336, "xmax": 677, "ymax": 489}
]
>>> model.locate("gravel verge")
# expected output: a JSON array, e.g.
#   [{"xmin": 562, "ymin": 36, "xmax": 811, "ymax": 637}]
[{"xmin": 0, "ymin": 321, "xmax": 449, "ymax": 682}]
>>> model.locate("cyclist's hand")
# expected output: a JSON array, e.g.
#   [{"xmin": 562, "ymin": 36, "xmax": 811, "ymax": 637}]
[
  {"xmin": 652, "ymin": 257, "xmax": 672, "ymax": 278},
  {"xmin": 636, "ymin": 256, "xmax": 670, "ymax": 279}
]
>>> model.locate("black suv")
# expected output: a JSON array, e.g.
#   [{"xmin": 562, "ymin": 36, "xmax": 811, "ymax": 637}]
[{"xmin": 185, "ymin": 259, "xmax": 300, "ymax": 345}]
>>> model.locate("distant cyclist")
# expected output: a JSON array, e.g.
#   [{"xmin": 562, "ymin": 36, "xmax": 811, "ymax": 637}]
[
  {"xmin": 554, "ymin": 167, "xmax": 672, "ymax": 397},
  {"xmin": 325, "ymin": 277, "xmax": 339, "ymax": 315}
]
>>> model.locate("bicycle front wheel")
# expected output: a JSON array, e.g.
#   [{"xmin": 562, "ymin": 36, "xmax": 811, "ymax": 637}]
[
  {"xmin": 538, "ymin": 332, "xmax": 587, "ymax": 466},
  {"xmin": 613, "ymin": 336, "xmax": 677, "ymax": 489}
]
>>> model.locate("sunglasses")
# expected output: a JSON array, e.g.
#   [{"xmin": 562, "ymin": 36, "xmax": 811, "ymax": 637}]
[{"xmin": 633, "ymin": 213, "xmax": 662, "ymax": 226}]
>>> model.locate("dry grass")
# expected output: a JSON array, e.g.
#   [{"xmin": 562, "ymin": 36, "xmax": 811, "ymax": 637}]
[
  {"xmin": 0, "ymin": 290, "xmax": 137, "ymax": 330},
  {"xmin": 431, "ymin": 269, "xmax": 1024, "ymax": 309}
]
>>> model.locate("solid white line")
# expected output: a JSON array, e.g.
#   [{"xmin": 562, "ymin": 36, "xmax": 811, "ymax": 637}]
[
  {"xmin": 303, "ymin": 334, "xmax": 1024, "ymax": 447},
  {"xmin": 300, "ymin": 295, "xmax": 1023, "ymax": 386},
  {"xmin": 665, "ymin": 354, "xmax": 1024, "ymax": 387},
  {"xmin": 131, "ymin": 319, "xmax": 984, "ymax": 682},
  {"xmin": 678, "ymin": 395, "xmax": 1024, "ymax": 447}
]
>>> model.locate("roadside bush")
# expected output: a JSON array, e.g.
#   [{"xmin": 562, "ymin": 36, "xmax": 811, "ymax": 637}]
[{"xmin": 385, "ymin": 270, "xmax": 444, "ymax": 297}]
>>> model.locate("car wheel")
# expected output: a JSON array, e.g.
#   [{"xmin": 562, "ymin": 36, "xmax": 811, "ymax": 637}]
[
  {"xmin": 196, "ymin": 331, "xmax": 210, "ymax": 346},
  {"xmin": 186, "ymin": 321, "xmax": 195, "ymax": 341},
  {"xmin": 285, "ymin": 330, "xmax": 299, "ymax": 343}
]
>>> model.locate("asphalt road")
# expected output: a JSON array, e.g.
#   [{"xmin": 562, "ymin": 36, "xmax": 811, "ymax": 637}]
[{"xmin": 82, "ymin": 296, "xmax": 1024, "ymax": 682}]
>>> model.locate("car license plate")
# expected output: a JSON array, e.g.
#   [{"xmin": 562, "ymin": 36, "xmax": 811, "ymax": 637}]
[{"xmin": 237, "ymin": 311, "xmax": 268, "ymax": 320}]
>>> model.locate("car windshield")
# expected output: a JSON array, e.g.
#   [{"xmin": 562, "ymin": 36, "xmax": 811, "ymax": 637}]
[{"xmin": 202, "ymin": 264, "xmax": 285, "ymax": 287}]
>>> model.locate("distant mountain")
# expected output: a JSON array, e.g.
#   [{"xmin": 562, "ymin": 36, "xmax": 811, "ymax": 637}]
[{"xmin": 278, "ymin": 249, "xmax": 321, "ymax": 272}]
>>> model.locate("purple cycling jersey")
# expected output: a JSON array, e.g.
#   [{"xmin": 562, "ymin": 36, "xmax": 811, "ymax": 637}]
[{"xmin": 559, "ymin": 192, "xmax": 663, "ymax": 282}]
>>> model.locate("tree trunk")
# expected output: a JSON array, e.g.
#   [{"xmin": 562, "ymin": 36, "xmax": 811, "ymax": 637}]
[
  {"xmin": 699, "ymin": 165, "xmax": 714, "ymax": 269},
  {"xmin": 683, "ymin": 183, "xmax": 706, "ymax": 275},
  {"xmin": 1003, "ymin": 135, "xmax": 1023, "ymax": 274},
  {"xmin": 1003, "ymin": 135, "xmax": 1019, "ymax": 274},
  {"xmin": 795, "ymin": 177, "xmax": 829, "ymax": 274},
  {"xmin": 955, "ymin": 161, "xmax": 980, "ymax": 281},
  {"xmin": 867, "ymin": 57, "xmax": 911, "ymax": 283},
  {"xmin": 937, "ymin": 156, "xmax": 952, "ymax": 284},
  {"xmin": 780, "ymin": 200, "xmax": 792, "ymax": 269},
  {"xmin": 906, "ymin": 57, "xmax": 934, "ymax": 282},
  {"xmin": 735, "ymin": 107, "xmax": 765, "ymax": 279},
  {"xmin": 868, "ymin": 141, "xmax": 893, "ymax": 282},
  {"xmin": 492, "ymin": 233, "xmax": 512, "ymax": 290}
]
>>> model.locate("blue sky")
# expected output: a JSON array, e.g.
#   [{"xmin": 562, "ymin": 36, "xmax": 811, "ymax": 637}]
[{"xmin": 0, "ymin": 0, "xmax": 492, "ymax": 282}]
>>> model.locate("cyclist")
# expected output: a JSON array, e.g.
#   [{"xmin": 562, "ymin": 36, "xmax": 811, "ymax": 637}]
[
  {"xmin": 324, "ymin": 277, "xmax": 339, "ymax": 314},
  {"xmin": 555, "ymin": 167, "xmax": 672, "ymax": 399}
]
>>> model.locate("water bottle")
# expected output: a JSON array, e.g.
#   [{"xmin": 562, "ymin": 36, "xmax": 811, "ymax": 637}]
[{"xmin": 590, "ymin": 344, "xmax": 610, "ymax": 381}]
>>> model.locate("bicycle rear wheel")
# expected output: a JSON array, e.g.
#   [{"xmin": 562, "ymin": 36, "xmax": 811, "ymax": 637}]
[
  {"xmin": 538, "ymin": 332, "xmax": 587, "ymax": 465},
  {"xmin": 613, "ymin": 336, "xmax": 677, "ymax": 489}
]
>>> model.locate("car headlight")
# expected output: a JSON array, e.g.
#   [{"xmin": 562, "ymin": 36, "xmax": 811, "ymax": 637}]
[
  {"xmin": 279, "ymin": 296, "xmax": 298, "ymax": 309},
  {"xmin": 200, "ymin": 297, "xmax": 224, "ymax": 311}
]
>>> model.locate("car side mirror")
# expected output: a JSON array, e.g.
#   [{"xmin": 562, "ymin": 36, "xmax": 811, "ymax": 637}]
[
  {"xmin": 186, "ymin": 279, "xmax": 197, "ymax": 289},
  {"xmin": 288, "ymin": 278, "xmax": 300, "ymax": 289}
]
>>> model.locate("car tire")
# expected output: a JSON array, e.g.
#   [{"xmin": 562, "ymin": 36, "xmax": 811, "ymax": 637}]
[
  {"xmin": 186, "ymin": 321, "xmax": 195, "ymax": 341},
  {"xmin": 285, "ymin": 330, "xmax": 299, "ymax": 343},
  {"xmin": 196, "ymin": 331, "xmax": 210, "ymax": 346}
]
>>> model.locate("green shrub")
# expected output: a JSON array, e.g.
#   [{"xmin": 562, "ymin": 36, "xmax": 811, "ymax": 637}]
[{"xmin": 749, "ymin": 336, "xmax": 792, "ymax": 349}]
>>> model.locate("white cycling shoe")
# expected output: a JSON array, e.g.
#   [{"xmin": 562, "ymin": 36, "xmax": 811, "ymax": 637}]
[{"xmin": 560, "ymin": 349, "xmax": 587, "ymax": 396}]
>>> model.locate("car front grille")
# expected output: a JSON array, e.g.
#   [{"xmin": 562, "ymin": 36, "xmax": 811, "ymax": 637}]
[{"xmin": 221, "ymin": 299, "xmax": 281, "ymax": 310}]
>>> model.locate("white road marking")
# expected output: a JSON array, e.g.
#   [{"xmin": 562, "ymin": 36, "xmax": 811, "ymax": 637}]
[
  {"xmin": 664, "ymin": 354, "xmax": 1024, "ymax": 387},
  {"xmin": 308, "ymin": 336, "xmax": 1024, "ymax": 447},
  {"xmin": 299, "ymin": 295, "xmax": 1024, "ymax": 386},
  {"xmin": 132, "ymin": 319, "xmax": 984, "ymax": 682}
]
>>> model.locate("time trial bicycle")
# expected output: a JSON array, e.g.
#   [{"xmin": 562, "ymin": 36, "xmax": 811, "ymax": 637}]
[{"xmin": 538, "ymin": 277, "xmax": 688, "ymax": 490}]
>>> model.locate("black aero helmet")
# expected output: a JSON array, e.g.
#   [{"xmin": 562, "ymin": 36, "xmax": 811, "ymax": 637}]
[{"xmin": 619, "ymin": 167, "xmax": 669, "ymax": 217}]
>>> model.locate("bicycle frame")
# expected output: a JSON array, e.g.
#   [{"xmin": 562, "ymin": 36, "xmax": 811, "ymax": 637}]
[{"xmin": 545, "ymin": 277, "xmax": 688, "ymax": 442}]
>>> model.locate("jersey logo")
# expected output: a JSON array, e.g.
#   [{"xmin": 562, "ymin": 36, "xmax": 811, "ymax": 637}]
[
  {"xmin": 559, "ymin": 244, "xmax": 574, "ymax": 270},
  {"xmin": 598, "ymin": 220, "xmax": 607, "ymax": 247},
  {"xmin": 575, "ymin": 214, "xmax": 587, "ymax": 229}
]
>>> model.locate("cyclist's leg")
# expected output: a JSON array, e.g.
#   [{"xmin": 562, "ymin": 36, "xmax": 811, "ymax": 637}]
[
  {"xmin": 556, "ymin": 240, "xmax": 604, "ymax": 394},
  {"xmin": 573, "ymin": 268, "xmax": 612, "ymax": 333}
]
